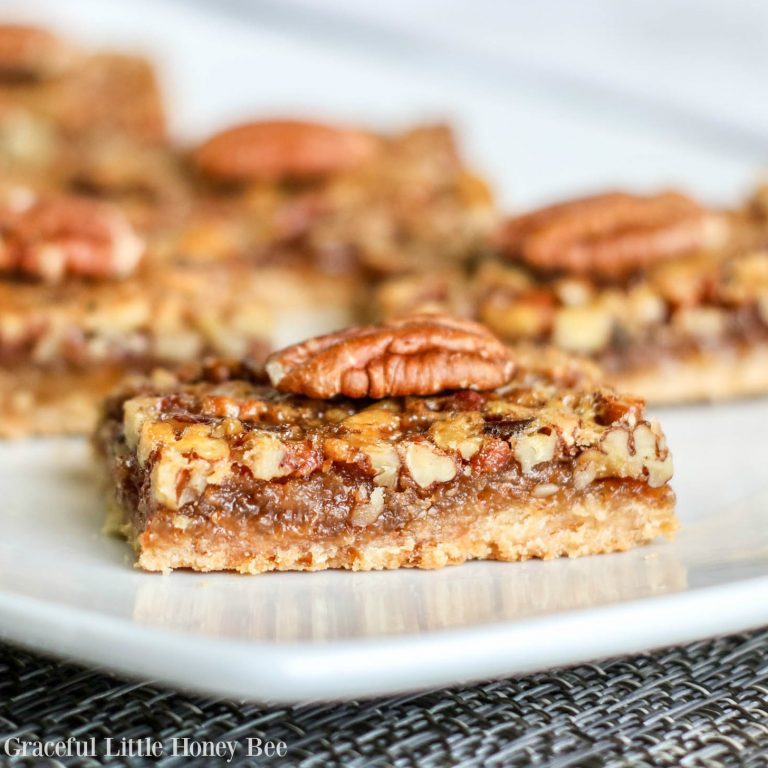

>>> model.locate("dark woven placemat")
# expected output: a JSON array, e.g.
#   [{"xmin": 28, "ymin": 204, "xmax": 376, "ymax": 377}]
[{"xmin": 1, "ymin": 629, "xmax": 768, "ymax": 767}]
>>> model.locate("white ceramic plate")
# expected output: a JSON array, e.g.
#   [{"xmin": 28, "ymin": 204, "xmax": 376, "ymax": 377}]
[
  {"xmin": 0, "ymin": 0, "xmax": 767, "ymax": 702},
  {"xmin": 2, "ymin": 401, "xmax": 768, "ymax": 702}
]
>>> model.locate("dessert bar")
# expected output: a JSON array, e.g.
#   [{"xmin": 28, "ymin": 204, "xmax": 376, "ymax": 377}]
[
  {"xmin": 0, "ymin": 23, "xmax": 499, "ymax": 435},
  {"xmin": 376, "ymin": 190, "xmax": 768, "ymax": 403},
  {"xmin": 95, "ymin": 315, "xmax": 676, "ymax": 573},
  {"xmin": 187, "ymin": 120, "xmax": 495, "ymax": 275},
  {"xmin": 484, "ymin": 190, "xmax": 768, "ymax": 402},
  {"xmin": 0, "ymin": 23, "xmax": 166, "ymax": 191},
  {"xmin": 0, "ymin": 193, "xmax": 278, "ymax": 436}
]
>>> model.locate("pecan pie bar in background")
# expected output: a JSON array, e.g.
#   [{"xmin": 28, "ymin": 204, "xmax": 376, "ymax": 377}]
[
  {"xmin": 378, "ymin": 189, "xmax": 768, "ymax": 404},
  {"xmin": 160, "ymin": 118, "xmax": 497, "ymax": 356},
  {"xmin": 186, "ymin": 119, "xmax": 495, "ymax": 276},
  {"xmin": 0, "ymin": 24, "xmax": 167, "ymax": 191},
  {"xmin": 95, "ymin": 315, "xmax": 676, "ymax": 574},
  {"xmin": 481, "ymin": 189, "xmax": 768, "ymax": 403},
  {"xmin": 0, "ymin": 23, "xmax": 499, "ymax": 436},
  {"xmin": 0, "ymin": 193, "xmax": 278, "ymax": 437}
]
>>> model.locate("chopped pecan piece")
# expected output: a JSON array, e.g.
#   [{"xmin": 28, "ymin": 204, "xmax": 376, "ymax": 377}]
[
  {"xmin": 497, "ymin": 191, "xmax": 725, "ymax": 279},
  {"xmin": 574, "ymin": 422, "xmax": 672, "ymax": 489},
  {"xmin": 402, "ymin": 440, "xmax": 457, "ymax": 487},
  {"xmin": 193, "ymin": 119, "xmax": 380, "ymax": 183},
  {"xmin": 0, "ymin": 195, "xmax": 144, "ymax": 282},
  {"xmin": 266, "ymin": 314, "xmax": 515, "ymax": 399}
]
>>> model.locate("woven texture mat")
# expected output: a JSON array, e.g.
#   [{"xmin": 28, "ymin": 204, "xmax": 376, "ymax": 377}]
[{"xmin": 2, "ymin": 630, "xmax": 768, "ymax": 767}]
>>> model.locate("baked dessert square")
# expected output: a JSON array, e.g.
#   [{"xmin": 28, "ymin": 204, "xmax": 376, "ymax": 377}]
[
  {"xmin": 154, "ymin": 118, "xmax": 496, "ymax": 356},
  {"xmin": 0, "ymin": 23, "xmax": 167, "ymax": 191},
  {"xmin": 377, "ymin": 190, "xmax": 768, "ymax": 403},
  {"xmin": 95, "ymin": 315, "xmax": 676, "ymax": 573},
  {"xmin": 185, "ymin": 120, "xmax": 495, "ymax": 275},
  {"xmin": 0, "ymin": 192, "xmax": 285, "ymax": 436},
  {"xmin": 482, "ymin": 190, "xmax": 768, "ymax": 403},
  {"xmin": 0, "ymin": 24, "xmax": 498, "ymax": 438}
]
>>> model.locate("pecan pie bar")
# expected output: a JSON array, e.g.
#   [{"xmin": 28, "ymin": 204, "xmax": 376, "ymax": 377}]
[
  {"xmin": 0, "ymin": 192, "xmax": 282, "ymax": 436},
  {"xmin": 0, "ymin": 23, "xmax": 166, "ymax": 191},
  {"xmin": 380, "ymin": 190, "xmax": 768, "ymax": 403},
  {"xmin": 185, "ymin": 120, "xmax": 495, "ymax": 275},
  {"xmin": 95, "ymin": 315, "xmax": 676, "ymax": 573},
  {"xmin": 481, "ymin": 190, "xmax": 768, "ymax": 403}
]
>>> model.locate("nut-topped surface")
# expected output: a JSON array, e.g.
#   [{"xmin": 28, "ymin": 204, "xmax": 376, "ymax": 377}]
[
  {"xmin": 102, "ymin": 345, "xmax": 672, "ymax": 521},
  {"xmin": 0, "ymin": 194, "xmax": 144, "ymax": 282},
  {"xmin": 193, "ymin": 119, "xmax": 380, "ymax": 183},
  {"xmin": 266, "ymin": 314, "xmax": 515, "ymax": 399},
  {"xmin": 497, "ymin": 191, "xmax": 727, "ymax": 279},
  {"xmin": 475, "ymin": 246, "xmax": 768, "ymax": 360},
  {"xmin": 186, "ymin": 123, "xmax": 495, "ymax": 275},
  {"xmin": 362, "ymin": 186, "xmax": 768, "ymax": 404}
]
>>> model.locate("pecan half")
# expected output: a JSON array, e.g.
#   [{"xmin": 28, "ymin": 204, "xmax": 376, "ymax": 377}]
[
  {"xmin": 497, "ymin": 191, "xmax": 726, "ymax": 279},
  {"xmin": 193, "ymin": 119, "xmax": 380, "ymax": 183},
  {"xmin": 0, "ymin": 195, "xmax": 144, "ymax": 282},
  {"xmin": 266, "ymin": 314, "xmax": 515, "ymax": 399},
  {"xmin": 0, "ymin": 24, "xmax": 77, "ymax": 80}
]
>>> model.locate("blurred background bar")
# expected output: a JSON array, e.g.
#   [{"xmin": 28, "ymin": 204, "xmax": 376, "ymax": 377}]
[{"xmin": 3, "ymin": 0, "xmax": 763, "ymax": 209}]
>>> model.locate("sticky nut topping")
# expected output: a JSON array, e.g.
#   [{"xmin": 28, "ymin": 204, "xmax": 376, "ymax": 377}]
[
  {"xmin": 497, "ymin": 191, "xmax": 727, "ymax": 280},
  {"xmin": 266, "ymin": 314, "xmax": 516, "ymax": 399},
  {"xmin": 121, "ymin": 359, "xmax": 672, "ymax": 511},
  {"xmin": 0, "ymin": 195, "xmax": 144, "ymax": 282},
  {"xmin": 476, "ymin": 240, "xmax": 768, "ymax": 357},
  {"xmin": 0, "ymin": 24, "xmax": 78, "ymax": 80},
  {"xmin": 193, "ymin": 119, "xmax": 380, "ymax": 183}
]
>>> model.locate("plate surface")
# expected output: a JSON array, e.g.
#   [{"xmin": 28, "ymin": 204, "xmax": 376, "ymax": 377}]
[
  {"xmin": 0, "ymin": 0, "xmax": 767, "ymax": 702},
  {"xmin": 2, "ymin": 402, "xmax": 768, "ymax": 701}
]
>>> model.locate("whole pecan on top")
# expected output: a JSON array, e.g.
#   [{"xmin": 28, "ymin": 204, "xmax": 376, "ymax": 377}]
[
  {"xmin": 193, "ymin": 119, "xmax": 380, "ymax": 183},
  {"xmin": 497, "ymin": 191, "xmax": 727, "ymax": 280},
  {"xmin": 266, "ymin": 314, "xmax": 515, "ymax": 399},
  {"xmin": 0, "ymin": 24, "xmax": 78, "ymax": 80},
  {"xmin": 0, "ymin": 195, "xmax": 145, "ymax": 283}
]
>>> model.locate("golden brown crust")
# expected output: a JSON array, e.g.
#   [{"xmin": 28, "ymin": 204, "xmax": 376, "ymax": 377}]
[
  {"xmin": 127, "ymin": 483, "xmax": 676, "ymax": 573},
  {"xmin": 266, "ymin": 314, "xmax": 515, "ymax": 399}
]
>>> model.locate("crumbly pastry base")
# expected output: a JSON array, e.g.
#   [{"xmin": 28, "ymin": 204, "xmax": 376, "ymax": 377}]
[
  {"xmin": 118, "ymin": 484, "xmax": 676, "ymax": 574},
  {"xmin": 609, "ymin": 344, "xmax": 768, "ymax": 405}
]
